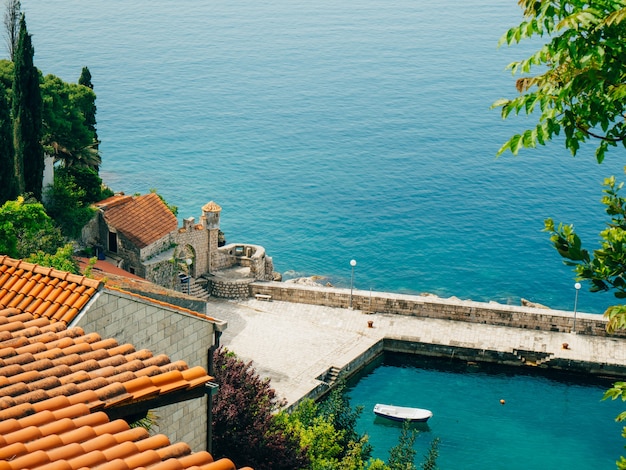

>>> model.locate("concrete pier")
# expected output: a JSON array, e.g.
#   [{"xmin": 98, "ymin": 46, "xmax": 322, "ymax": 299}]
[{"xmin": 206, "ymin": 295, "xmax": 626, "ymax": 407}]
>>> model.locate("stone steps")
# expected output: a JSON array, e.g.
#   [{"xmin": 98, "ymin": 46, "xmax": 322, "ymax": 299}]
[
  {"xmin": 316, "ymin": 366, "xmax": 342, "ymax": 387},
  {"xmin": 514, "ymin": 348, "xmax": 553, "ymax": 366},
  {"xmin": 179, "ymin": 277, "xmax": 210, "ymax": 300}
]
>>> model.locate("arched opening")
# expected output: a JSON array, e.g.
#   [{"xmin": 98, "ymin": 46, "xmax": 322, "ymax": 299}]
[{"xmin": 175, "ymin": 244, "xmax": 196, "ymax": 278}]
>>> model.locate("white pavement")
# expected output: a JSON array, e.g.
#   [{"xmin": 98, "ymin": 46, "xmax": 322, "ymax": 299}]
[{"xmin": 206, "ymin": 297, "xmax": 626, "ymax": 406}]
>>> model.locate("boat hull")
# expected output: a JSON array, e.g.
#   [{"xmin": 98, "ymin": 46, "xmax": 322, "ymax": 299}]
[{"xmin": 373, "ymin": 404, "xmax": 432, "ymax": 423}]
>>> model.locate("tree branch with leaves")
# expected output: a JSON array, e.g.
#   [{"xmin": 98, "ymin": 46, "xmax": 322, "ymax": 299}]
[
  {"xmin": 493, "ymin": 0, "xmax": 626, "ymax": 162},
  {"xmin": 496, "ymin": 2, "xmax": 626, "ymax": 467}
]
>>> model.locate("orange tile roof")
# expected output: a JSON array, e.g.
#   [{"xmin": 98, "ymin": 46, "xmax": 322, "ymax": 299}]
[
  {"xmin": 0, "ymin": 256, "xmax": 101, "ymax": 324},
  {"xmin": 76, "ymin": 257, "xmax": 146, "ymax": 281},
  {"xmin": 0, "ymin": 307, "xmax": 252, "ymax": 470},
  {"xmin": 96, "ymin": 192, "xmax": 178, "ymax": 248}
]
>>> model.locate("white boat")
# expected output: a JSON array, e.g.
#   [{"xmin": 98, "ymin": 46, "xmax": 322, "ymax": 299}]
[{"xmin": 373, "ymin": 403, "xmax": 433, "ymax": 423}]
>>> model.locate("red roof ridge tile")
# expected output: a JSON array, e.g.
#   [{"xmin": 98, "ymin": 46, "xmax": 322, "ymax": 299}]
[
  {"xmin": 27, "ymin": 433, "xmax": 64, "ymax": 453},
  {"xmin": 0, "ymin": 402, "xmax": 32, "ymax": 421},
  {"xmin": 157, "ymin": 442, "xmax": 192, "ymax": 460},
  {"xmin": 90, "ymin": 418, "xmax": 129, "ymax": 438},
  {"xmin": 123, "ymin": 449, "xmax": 162, "ymax": 469},
  {"xmin": 94, "ymin": 193, "xmax": 133, "ymax": 209}
]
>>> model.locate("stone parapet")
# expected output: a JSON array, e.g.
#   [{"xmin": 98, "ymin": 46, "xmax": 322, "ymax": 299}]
[
  {"xmin": 208, "ymin": 276, "xmax": 256, "ymax": 299},
  {"xmin": 249, "ymin": 281, "xmax": 622, "ymax": 338}
]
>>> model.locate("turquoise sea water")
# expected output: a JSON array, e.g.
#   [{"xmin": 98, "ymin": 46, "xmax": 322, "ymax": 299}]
[
  {"xmin": 23, "ymin": 2, "xmax": 626, "ymax": 466},
  {"xmin": 348, "ymin": 353, "xmax": 625, "ymax": 469},
  {"xmin": 23, "ymin": 0, "xmax": 626, "ymax": 314}
]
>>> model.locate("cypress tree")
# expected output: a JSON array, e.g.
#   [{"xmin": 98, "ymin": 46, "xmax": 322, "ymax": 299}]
[
  {"xmin": 78, "ymin": 66, "xmax": 98, "ymax": 148},
  {"xmin": 0, "ymin": 82, "xmax": 16, "ymax": 203},
  {"xmin": 78, "ymin": 66, "xmax": 92, "ymax": 89},
  {"xmin": 12, "ymin": 14, "xmax": 43, "ymax": 199}
]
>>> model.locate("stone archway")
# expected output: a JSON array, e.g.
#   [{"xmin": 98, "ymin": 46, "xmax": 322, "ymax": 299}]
[{"xmin": 175, "ymin": 244, "xmax": 197, "ymax": 278}]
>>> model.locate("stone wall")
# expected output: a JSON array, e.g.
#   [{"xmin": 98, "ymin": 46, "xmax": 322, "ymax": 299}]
[
  {"xmin": 176, "ymin": 219, "xmax": 210, "ymax": 276},
  {"xmin": 249, "ymin": 281, "xmax": 625, "ymax": 338},
  {"xmin": 140, "ymin": 231, "xmax": 176, "ymax": 262},
  {"xmin": 214, "ymin": 244, "xmax": 274, "ymax": 280},
  {"xmin": 76, "ymin": 288, "xmax": 219, "ymax": 451},
  {"xmin": 143, "ymin": 252, "xmax": 177, "ymax": 290},
  {"xmin": 207, "ymin": 276, "xmax": 255, "ymax": 299},
  {"xmin": 113, "ymin": 231, "xmax": 143, "ymax": 276},
  {"xmin": 154, "ymin": 396, "xmax": 210, "ymax": 452}
]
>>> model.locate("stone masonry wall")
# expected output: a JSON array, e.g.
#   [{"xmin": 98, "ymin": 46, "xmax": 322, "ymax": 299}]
[
  {"xmin": 144, "ymin": 256, "xmax": 177, "ymax": 290},
  {"xmin": 249, "ymin": 281, "xmax": 626, "ymax": 338},
  {"xmin": 208, "ymin": 277, "xmax": 255, "ymax": 299},
  {"xmin": 114, "ymin": 231, "xmax": 143, "ymax": 277},
  {"xmin": 212, "ymin": 247, "xmax": 238, "ymax": 272},
  {"xmin": 77, "ymin": 289, "xmax": 216, "ymax": 451},
  {"xmin": 213, "ymin": 244, "xmax": 274, "ymax": 280},
  {"xmin": 176, "ymin": 224, "xmax": 210, "ymax": 276},
  {"xmin": 140, "ymin": 231, "xmax": 176, "ymax": 262}
]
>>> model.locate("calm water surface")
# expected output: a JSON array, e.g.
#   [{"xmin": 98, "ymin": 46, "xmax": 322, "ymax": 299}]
[
  {"xmin": 347, "ymin": 353, "xmax": 625, "ymax": 469},
  {"xmin": 23, "ymin": 0, "xmax": 626, "ymax": 313}
]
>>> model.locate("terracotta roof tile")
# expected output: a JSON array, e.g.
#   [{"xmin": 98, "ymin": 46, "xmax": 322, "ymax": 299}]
[
  {"xmin": 0, "ymin": 260, "xmax": 101, "ymax": 326},
  {"xmin": 0, "ymin": 270, "xmax": 249, "ymax": 469},
  {"xmin": 97, "ymin": 192, "xmax": 178, "ymax": 248}
]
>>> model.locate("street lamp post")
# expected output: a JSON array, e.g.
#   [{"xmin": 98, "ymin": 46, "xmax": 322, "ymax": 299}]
[
  {"xmin": 349, "ymin": 259, "xmax": 357, "ymax": 309},
  {"xmin": 572, "ymin": 282, "xmax": 581, "ymax": 333},
  {"xmin": 185, "ymin": 258, "xmax": 193, "ymax": 295}
]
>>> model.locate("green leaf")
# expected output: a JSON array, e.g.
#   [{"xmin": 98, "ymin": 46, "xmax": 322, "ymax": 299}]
[{"xmin": 522, "ymin": 129, "xmax": 535, "ymax": 148}]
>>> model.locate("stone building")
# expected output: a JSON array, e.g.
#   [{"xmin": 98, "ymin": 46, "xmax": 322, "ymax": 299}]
[{"xmin": 82, "ymin": 194, "xmax": 276, "ymax": 299}]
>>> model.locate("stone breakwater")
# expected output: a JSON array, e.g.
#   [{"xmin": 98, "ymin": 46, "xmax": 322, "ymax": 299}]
[
  {"xmin": 249, "ymin": 281, "xmax": 622, "ymax": 338},
  {"xmin": 212, "ymin": 288, "xmax": 626, "ymax": 408}
]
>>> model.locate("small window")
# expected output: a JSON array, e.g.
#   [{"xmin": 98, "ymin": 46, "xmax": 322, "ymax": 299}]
[{"xmin": 108, "ymin": 231, "xmax": 118, "ymax": 253}]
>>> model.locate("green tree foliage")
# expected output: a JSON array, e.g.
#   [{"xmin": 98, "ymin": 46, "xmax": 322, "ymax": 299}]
[
  {"xmin": 0, "ymin": 196, "xmax": 64, "ymax": 258},
  {"xmin": 493, "ymin": 1, "xmax": 626, "ymax": 162},
  {"xmin": 211, "ymin": 347, "xmax": 309, "ymax": 470},
  {"xmin": 0, "ymin": 56, "xmax": 12, "ymax": 87},
  {"xmin": 419, "ymin": 437, "xmax": 440, "ymax": 470},
  {"xmin": 12, "ymin": 14, "xmax": 43, "ymax": 198},
  {"xmin": 41, "ymin": 73, "xmax": 100, "ymax": 169},
  {"xmin": 0, "ymin": 81, "xmax": 16, "ymax": 203},
  {"xmin": 495, "ymin": 3, "xmax": 626, "ymax": 468},
  {"xmin": 543, "ymin": 157, "xmax": 626, "ymax": 470},
  {"xmin": 278, "ymin": 385, "xmax": 439, "ymax": 470},
  {"xmin": 604, "ymin": 380, "xmax": 626, "ymax": 469},
  {"xmin": 26, "ymin": 243, "xmax": 78, "ymax": 274},
  {"xmin": 386, "ymin": 421, "xmax": 417, "ymax": 470},
  {"xmin": 544, "ymin": 174, "xmax": 626, "ymax": 330},
  {"xmin": 44, "ymin": 167, "xmax": 104, "ymax": 239},
  {"xmin": 316, "ymin": 382, "xmax": 372, "ymax": 464},
  {"xmin": 277, "ymin": 392, "xmax": 372, "ymax": 470},
  {"xmin": 77, "ymin": 66, "xmax": 97, "ymax": 147}
]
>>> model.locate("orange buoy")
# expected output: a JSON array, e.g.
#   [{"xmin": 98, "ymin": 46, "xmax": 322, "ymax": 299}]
[{"xmin": 500, "ymin": 399, "xmax": 505, "ymax": 405}]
